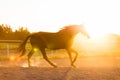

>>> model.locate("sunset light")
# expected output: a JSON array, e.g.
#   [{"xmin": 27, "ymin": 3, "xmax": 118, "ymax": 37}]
[
  {"xmin": 0, "ymin": 1, "xmax": 120, "ymax": 80},
  {"xmin": 0, "ymin": 0, "xmax": 120, "ymax": 35},
  {"xmin": 85, "ymin": 22, "xmax": 120, "ymax": 39},
  {"xmin": 9, "ymin": 55, "xmax": 16, "ymax": 61},
  {"xmin": 0, "ymin": 0, "xmax": 120, "ymax": 58}
]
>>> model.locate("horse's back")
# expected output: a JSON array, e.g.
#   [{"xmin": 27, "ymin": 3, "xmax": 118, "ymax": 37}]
[{"xmin": 29, "ymin": 32, "xmax": 69, "ymax": 49}]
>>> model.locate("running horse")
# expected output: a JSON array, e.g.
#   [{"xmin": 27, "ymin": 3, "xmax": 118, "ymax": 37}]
[{"xmin": 18, "ymin": 24, "xmax": 90, "ymax": 67}]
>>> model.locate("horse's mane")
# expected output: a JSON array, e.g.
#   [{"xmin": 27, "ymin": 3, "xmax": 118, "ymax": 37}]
[
  {"xmin": 58, "ymin": 25, "xmax": 75, "ymax": 33},
  {"xmin": 58, "ymin": 26, "xmax": 68, "ymax": 33},
  {"xmin": 58, "ymin": 25, "xmax": 82, "ymax": 34}
]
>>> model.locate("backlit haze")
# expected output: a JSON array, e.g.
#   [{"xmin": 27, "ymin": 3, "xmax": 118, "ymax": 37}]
[
  {"xmin": 0, "ymin": 0, "xmax": 120, "ymax": 38},
  {"xmin": 1, "ymin": 0, "xmax": 120, "ymax": 67}
]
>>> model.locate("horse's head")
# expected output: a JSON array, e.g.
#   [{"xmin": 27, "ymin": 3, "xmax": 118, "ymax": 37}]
[{"xmin": 78, "ymin": 25, "xmax": 90, "ymax": 38}]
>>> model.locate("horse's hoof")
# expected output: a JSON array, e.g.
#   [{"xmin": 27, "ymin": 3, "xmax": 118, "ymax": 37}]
[
  {"xmin": 53, "ymin": 65, "xmax": 57, "ymax": 68},
  {"xmin": 71, "ymin": 64, "xmax": 77, "ymax": 68}
]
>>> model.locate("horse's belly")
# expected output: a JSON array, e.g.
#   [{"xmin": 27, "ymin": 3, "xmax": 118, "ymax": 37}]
[{"xmin": 47, "ymin": 43, "xmax": 65, "ymax": 50}]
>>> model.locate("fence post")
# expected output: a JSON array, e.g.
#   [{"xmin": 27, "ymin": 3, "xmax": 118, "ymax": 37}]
[{"xmin": 6, "ymin": 43, "xmax": 9, "ymax": 56}]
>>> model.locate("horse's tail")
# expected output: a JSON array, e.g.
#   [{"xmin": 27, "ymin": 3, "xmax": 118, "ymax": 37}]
[{"xmin": 18, "ymin": 34, "xmax": 32, "ymax": 57}]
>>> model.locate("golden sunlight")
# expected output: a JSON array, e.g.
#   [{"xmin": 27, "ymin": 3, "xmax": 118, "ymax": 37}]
[
  {"xmin": 33, "ymin": 48, "xmax": 38, "ymax": 52},
  {"xmin": 74, "ymin": 27, "xmax": 120, "ymax": 56},
  {"xmin": 9, "ymin": 55, "xmax": 16, "ymax": 61},
  {"xmin": 85, "ymin": 25, "xmax": 106, "ymax": 38},
  {"xmin": 84, "ymin": 22, "xmax": 120, "ymax": 39}
]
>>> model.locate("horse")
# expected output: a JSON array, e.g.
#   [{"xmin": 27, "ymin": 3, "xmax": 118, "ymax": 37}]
[{"xmin": 18, "ymin": 24, "xmax": 90, "ymax": 67}]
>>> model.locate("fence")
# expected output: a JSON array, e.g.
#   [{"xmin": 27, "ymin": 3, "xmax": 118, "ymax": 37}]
[{"xmin": 0, "ymin": 40, "xmax": 23, "ymax": 55}]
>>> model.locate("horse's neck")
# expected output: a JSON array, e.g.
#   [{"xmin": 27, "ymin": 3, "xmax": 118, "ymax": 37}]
[{"xmin": 57, "ymin": 32, "xmax": 77, "ymax": 41}]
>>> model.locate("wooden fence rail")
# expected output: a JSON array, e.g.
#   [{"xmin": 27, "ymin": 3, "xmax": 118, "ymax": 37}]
[
  {"xmin": 0, "ymin": 40, "xmax": 23, "ymax": 55},
  {"xmin": 0, "ymin": 40, "xmax": 22, "ymax": 43}
]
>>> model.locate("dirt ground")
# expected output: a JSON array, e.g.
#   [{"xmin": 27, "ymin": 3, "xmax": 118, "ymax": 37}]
[{"xmin": 0, "ymin": 57, "xmax": 120, "ymax": 80}]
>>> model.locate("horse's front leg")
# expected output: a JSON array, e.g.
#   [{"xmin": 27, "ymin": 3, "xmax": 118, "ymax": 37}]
[
  {"xmin": 67, "ymin": 50, "xmax": 73, "ymax": 66},
  {"xmin": 67, "ymin": 49, "xmax": 78, "ymax": 67},
  {"xmin": 40, "ymin": 49, "xmax": 57, "ymax": 68},
  {"xmin": 71, "ymin": 49, "xmax": 78, "ymax": 65}
]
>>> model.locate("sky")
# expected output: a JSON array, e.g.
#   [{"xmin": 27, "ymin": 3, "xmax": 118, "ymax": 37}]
[{"xmin": 0, "ymin": 0, "xmax": 120, "ymax": 37}]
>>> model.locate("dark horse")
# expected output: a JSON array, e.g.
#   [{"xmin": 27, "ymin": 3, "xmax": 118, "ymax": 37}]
[{"xmin": 18, "ymin": 24, "xmax": 90, "ymax": 67}]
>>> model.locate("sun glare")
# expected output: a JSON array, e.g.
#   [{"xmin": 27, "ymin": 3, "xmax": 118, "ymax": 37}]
[
  {"xmin": 34, "ymin": 48, "xmax": 38, "ymax": 52},
  {"xmin": 85, "ymin": 25, "xmax": 106, "ymax": 39},
  {"xmin": 9, "ymin": 55, "xmax": 16, "ymax": 61},
  {"xmin": 73, "ymin": 22, "xmax": 120, "ymax": 57},
  {"xmin": 84, "ymin": 21, "xmax": 120, "ymax": 39}
]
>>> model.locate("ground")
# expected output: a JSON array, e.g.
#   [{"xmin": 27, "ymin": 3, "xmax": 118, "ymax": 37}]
[{"xmin": 0, "ymin": 57, "xmax": 120, "ymax": 80}]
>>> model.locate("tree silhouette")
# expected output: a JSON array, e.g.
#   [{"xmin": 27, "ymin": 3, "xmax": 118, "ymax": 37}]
[
  {"xmin": 0, "ymin": 24, "xmax": 30, "ymax": 40},
  {"xmin": 14, "ymin": 27, "xmax": 30, "ymax": 40}
]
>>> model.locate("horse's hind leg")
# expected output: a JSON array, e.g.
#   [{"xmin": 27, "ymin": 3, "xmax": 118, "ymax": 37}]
[
  {"xmin": 40, "ymin": 49, "xmax": 57, "ymax": 68},
  {"xmin": 28, "ymin": 49, "xmax": 34, "ymax": 67}
]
